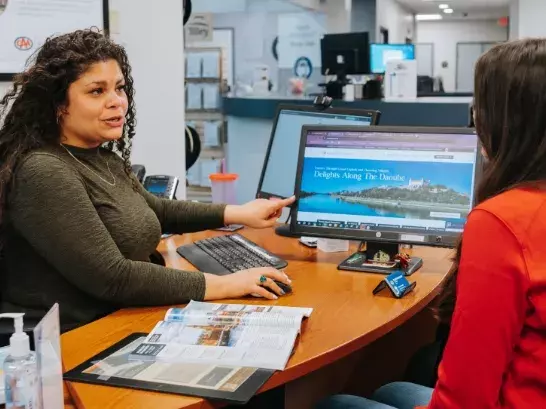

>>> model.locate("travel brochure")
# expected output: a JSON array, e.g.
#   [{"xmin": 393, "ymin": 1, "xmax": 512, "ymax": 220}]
[
  {"xmin": 63, "ymin": 333, "xmax": 275, "ymax": 404},
  {"xmin": 128, "ymin": 301, "xmax": 313, "ymax": 371}
]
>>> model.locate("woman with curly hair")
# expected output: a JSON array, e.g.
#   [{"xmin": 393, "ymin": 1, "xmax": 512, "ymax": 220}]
[{"xmin": 0, "ymin": 29, "xmax": 293, "ymax": 333}]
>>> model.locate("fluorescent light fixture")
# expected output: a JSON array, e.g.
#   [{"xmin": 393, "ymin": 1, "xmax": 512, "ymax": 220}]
[
  {"xmin": 444, "ymin": 8, "xmax": 454, "ymax": 13},
  {"xmin": 416, "ymin": 14, "xmax": 443, "ymax": 20},
  {"xmin": 439, "ymin": 4, "xmax": 449, "ymax": 9}
]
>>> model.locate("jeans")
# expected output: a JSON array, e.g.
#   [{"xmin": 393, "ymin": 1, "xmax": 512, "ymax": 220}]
[{"xmin": 316, "ymin": 382, "xmax": 433, "ymax": 409}]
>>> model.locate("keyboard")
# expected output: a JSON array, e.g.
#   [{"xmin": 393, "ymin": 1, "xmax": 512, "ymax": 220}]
[{"xmin": 177, "ymin": 233, "xmax": 288, "ymax": 275}]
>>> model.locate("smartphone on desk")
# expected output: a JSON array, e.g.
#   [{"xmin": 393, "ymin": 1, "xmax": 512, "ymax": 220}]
[
  {"xmin": 299, "ymin": 236, "xmax": 318, "ymax": 248},
  {"xmin": 216, "ymin": 224, "xmax": 244, "ymax": 232}
]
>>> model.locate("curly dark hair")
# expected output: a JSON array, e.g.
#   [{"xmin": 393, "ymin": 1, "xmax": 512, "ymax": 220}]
[{"xmin": 0, "ymin": 28, "xmax": 136, "ymax": 224}]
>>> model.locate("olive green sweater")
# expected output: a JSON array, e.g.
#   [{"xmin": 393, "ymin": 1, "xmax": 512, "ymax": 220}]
[{"xmin": 0, "ymin": 145, "xmax": 226, "ymax": 330}]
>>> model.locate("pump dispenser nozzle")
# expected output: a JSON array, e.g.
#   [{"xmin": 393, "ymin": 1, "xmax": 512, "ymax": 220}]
[{"xmin": 0, "ymin": 313, "xmax": 30, "ymax": 357}]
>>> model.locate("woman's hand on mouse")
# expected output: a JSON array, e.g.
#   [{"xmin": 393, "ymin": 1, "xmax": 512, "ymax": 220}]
[
  {"xmin": 224, "ymin": 196, "xmax": 295, "ymax": 229},
  {"xmin": 204, "ymin": 267, "xmax": 291, "ymax": 301}
]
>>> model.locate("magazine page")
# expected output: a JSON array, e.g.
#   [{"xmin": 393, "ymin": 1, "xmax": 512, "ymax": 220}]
[
  {"xmin": 129, "ymin": 320, "xmax": 300, "ymax": 371},
  {"xmin": 82, "ymin": 336, "xmax": 260, "ymax": 393},
  {"xmin": 163, "ymin": 307, "xmax": 305, "ymax": 329},
  {"xmin": 174, "ymin": 301, "xmax": 313, "ymax": 318}
]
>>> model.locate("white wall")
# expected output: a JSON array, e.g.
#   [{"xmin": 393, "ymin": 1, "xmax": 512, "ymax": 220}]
[
  {"xmin": 416, "ymin": 20, "xmax": 508, "ymax": 92},
  {"xmin": 193, "ymin": 0, "xmax": 247, "ymax": 13},
  {"xmin": 514, "ymin": 0, "xmax": 546, "ymax": 38},
  {"xmin": 110, "ymin": 0, "xmax": 187, "ymax": 197},
  {"xmin": 509, "ymin": 0, "xmax": 519, "ymax": 40},
  {"xmin": 0, "ymin": 2, "xmax": 187, "ymax": 195},
  {"xmin": 289, "ymin": 0, "xmax": 322, "ymax": 10},
  {"xmin": 376, "ymin": 0, "xmax": 415, "ymax": 43},
  {"xmin": 211, "ymin": 9, "xmax": 326, "ymax": 91},
  {"xmin": 352, "ymin": 0, "xmax": 376, "ymax": 42},
  {"xmin": 323, "ymin": 0, "xmax": 352, "ymax": 34}
]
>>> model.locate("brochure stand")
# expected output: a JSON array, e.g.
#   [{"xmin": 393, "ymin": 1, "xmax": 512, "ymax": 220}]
[{"xmin": 33, "ymin": 303, "xmax": 64, "ymax": 409}]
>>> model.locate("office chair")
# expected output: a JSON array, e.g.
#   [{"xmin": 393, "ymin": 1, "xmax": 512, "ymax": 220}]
[
  {"xmin": 183, "ymin": 0, "xmax": 192, "ymax": 25},
  {"xmin": 185, "ymin": 124, "xmax": 201, "ymax": 171},
  {"xmin": 404, "ymin": 322, "xmax": 450, "ymax": 387}
]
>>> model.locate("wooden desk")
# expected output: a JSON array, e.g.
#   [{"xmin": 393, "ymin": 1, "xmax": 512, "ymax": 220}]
[{"xmin": 62, "ymin": 227, "xmax": 453, "ymax": 409}]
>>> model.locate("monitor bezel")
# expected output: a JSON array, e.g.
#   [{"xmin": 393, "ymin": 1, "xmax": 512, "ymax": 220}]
[
  {"xmin": 255, "ymin": 104, "xmax": 381, "ymax": 202},
  {"xmin": 289, "ymin": 125, "xmax": 483, "ymax": 248},
  {"xmin": 369, "ymin": 43, "xmax": 416, "ymax": 74}
]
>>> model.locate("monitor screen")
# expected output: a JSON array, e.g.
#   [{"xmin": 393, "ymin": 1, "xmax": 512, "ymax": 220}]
[
  {"xmin": 257, "ymin": 107, "xmax": 378, "ymax": 200},
  {"xmin": 321, "ymin": 32, "xmax": 370, "ymax": 76},
  {"xmin": 370, "ymin": 44, "xmax": 415, "ymax": 74},
  {"xmin": 291, "ymin": 126, "xmax": 481, "ymax": 247}
]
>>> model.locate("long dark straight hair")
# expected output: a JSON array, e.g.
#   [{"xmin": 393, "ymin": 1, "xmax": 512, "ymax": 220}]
[{"xmin": 437, "ymin": 38, "xmax": 546, "ymax": 322}]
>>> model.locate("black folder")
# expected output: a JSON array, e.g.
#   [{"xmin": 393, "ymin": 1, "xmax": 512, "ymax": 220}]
[{"xmin": 63, "ymin": 333, "xmax": 274, "ymax": 405}]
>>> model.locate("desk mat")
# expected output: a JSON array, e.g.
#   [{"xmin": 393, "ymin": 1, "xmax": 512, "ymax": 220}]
[{"xmin": 63, "ymin": 333, "xmax": 274, "ymax": 405}]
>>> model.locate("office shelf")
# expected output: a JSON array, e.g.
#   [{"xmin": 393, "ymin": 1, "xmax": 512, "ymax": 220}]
[{"xmin": 185, "ymin": 47, "xmax": 226, "ymax": 203}]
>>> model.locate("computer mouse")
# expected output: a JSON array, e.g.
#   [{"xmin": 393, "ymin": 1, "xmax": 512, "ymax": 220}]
[{"xmin": 266, "ymin": 280, "xmax": 292, "ymax": 295}]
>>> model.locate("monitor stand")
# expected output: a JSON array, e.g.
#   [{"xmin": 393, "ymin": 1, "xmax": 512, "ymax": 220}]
[
  {"xmin": 274, "ymin": 224, "xmax": 301, "ymax": 238},
  {"xmin": 338, "ymin": 241, "xmax": 423, "ymax": 276}
]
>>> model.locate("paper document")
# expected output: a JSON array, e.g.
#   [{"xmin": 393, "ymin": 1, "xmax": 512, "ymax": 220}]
[
  {"xmin": 203, "ymin": 121, "xmax": 221, "ymax": 147},
  {"xmin": 83, "ymin": 336, "xmax": 257, "ymax": 393},
  {"xmin": 203, "ymin": 84, "xmax": 220, "ymax": 110},
  {"xmin": 129, "ymin": 301, "xmax": 313, "ymax": 371},
  {"xmin": 186, "ymin": 84, "xmax": 202, "ymax": 110},
  {"xmin": 186, "ymin": 53, "xmax": 203, "ymax": 78},
  {"xmin": 202, "ymin": 51, "xmax": 221, "ymax": 78},
  {"xmin": 187, "ymin": 161, "xmax": 202, "ymax": 186}
]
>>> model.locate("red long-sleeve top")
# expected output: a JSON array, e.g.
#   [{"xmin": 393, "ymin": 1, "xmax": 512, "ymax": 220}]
[{"xmin": 419, "ymin": 187, "xmax": 546, "ymax": 409}]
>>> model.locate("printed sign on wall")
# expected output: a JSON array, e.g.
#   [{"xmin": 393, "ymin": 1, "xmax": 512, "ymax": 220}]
[
  {"xmin": 185, "ymin": 13, "xmax": 213, "ymax": 43},
  {"xmin": 277, "ymin": 13, "xmax": 325, "ymax": 70},
  {"xmin": 0, "ymin": 0, "xmax": 105, "ymax": 75}
]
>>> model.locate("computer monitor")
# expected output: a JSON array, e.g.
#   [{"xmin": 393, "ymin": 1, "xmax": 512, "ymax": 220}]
[
  {"xmin": 321, "ymin": 32, "xmax": 370, "ymax": 77},
  {"xmin": 290, "ymin": 125, "xmax": 482, "ymax": 249},
  {"xmin": 257, "ymin": 105, "xmax": 380, "ymax": 237},
  {"xmin": 370, "ymin": 44, "xmax": 415, "ymax": 74}
]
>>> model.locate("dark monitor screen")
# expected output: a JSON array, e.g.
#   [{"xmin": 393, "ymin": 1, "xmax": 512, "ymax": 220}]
[
  {"xmin": 257, "ymin": 106, "xmax": 380, "ymax": 201},
  {"xmin": 370, "ymin": 43, "xmax": 415, "ymax": 74},
  {"xmin": 321, "ymin": 32, "xmax": 370, "ymax": 76},
  {"xmin": 290, "ymin": 126, "xmax": 482, "ymax": 247}
]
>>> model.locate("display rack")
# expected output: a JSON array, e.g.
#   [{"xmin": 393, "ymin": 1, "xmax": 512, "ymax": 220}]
[{"xmin": 184, "ymin": 47, "xmax": 227, "ymax": 202}]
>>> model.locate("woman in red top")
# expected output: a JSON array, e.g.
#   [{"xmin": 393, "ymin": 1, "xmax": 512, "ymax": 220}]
[{"xmin": 317, "ymin": 38, "xmax": 546, "ymax": 409}]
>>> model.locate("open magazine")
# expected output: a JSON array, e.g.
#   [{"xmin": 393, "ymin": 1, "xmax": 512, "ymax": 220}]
[
  {"xmin": 63, "ymin": 333, "xmax": 276, "ymax": 404},
  {"xmin": 128, "ymin": 301, "xmax": 313, "ymax": 371}
]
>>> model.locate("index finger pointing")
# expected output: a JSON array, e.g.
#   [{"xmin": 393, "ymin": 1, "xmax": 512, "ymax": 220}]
[{"xmin": 274, "ymin": 196, "xmax": 295, "ymax": 208}]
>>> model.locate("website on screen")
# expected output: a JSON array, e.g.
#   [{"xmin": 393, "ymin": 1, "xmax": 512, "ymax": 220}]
[{"xmin": 295, "ymin": 130, "xmax": 478, "ymax": 233}]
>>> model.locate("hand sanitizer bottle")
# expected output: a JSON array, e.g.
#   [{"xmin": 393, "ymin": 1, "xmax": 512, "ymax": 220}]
[{"xmin": 0, "ymin": 313, "xmax": 39, "ymax": 409}]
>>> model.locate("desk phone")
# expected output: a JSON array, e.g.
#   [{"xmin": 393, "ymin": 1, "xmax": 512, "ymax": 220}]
[{"xmin": 143, "ymin": 175, "xmax": 179, "ymax": 199}]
